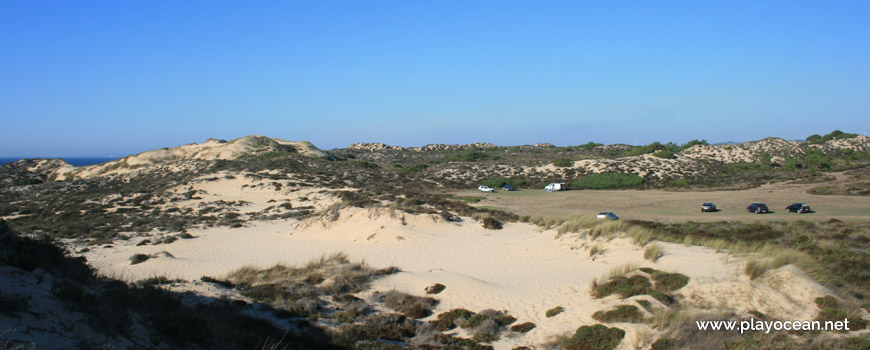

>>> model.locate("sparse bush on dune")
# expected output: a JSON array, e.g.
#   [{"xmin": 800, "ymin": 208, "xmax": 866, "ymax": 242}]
[
  {"xmin": 430, "ymin": 308, "xmax": 475, "ymax": 331},
  {"xmin": 591, "ymin": 305, "xmax": 644, "ymax": 323},
  {"xmin": 546, "ymin": 306, "xmax": 564, "ymax": 318},
  {"xmin": 129, "ymin": 253, "xmax": 150, "ymax": 265},
  {"xmin": 552, "ymin": 158, "xmax": 573, "ymax": 167},
  {"xmin": 376, "ymin": 290, "xmax": 438, "ymax": 319},
  {"xmin": 425, "ymin": 283, "xmax": 446, "ymax": 294},
  {"xmin": 562, "ymin": 324, "xmax": 625, "ymax": 350},
  {"xmin": 571, "ymin": 173, "xmax": 643, "ymax": 190},
  {"xmin": 510, "ymin": 322, "xmax": 536, "ymax": 333},
  {"xmin": 482, "ymin": 217, "xmax": 503, "ymax": 229}
]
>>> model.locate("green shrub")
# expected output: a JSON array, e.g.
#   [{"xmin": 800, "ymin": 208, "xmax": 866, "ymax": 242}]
[
  {"xmin": 651, "ymin": 338, "xmax": 673, "ymax": 350},
  {"xmin": 805, "ymin": 149, "xmax": 832, "ymax": 170},
  {"xmin": 552, "ymin": 158, "xmax": 573, "ymax": 167},
  {"xmin": 546, "ymin": 306, "xmax": 564, "ymax": 317},
  {"xmin": 652, "ymin": 150, "xmax": 675, "ymax": 159},
  {"xmin": 442, "ymin": 150, "xmax": 500, "ymax": 162},
  {"xmin": 431, "ymin": 309, "xmax": 475, "ymax": 331},
  {"xmin": 591, "ymin": 305, "xmax": 643, "ymax": 323},
  {"xmin": 650, "ymin": 271, "xmax": 689, "ymax": 292},
  {"xmin": 592, "ymin": 275, "xmax": 652, "ymax": 299},
  {"xmin": 815, "ymin": 296, "xmax": 840, "ymax": 309},
  {"xmin": 510, "ymin": 322, "xmax": 536, "ymax": 333},
  {"xmin": 353, "ymin": 161, "xmax": 379, "ymax": 169},
  {"xmin": 572, "ymin": 173, "xmax": 643, "ymax": 189},
  {"xmin": 562, "ymin": 324, "xmax": 625, "ymax": 350},
  {"xmin": 13, "ymin": 178, "xmax": 43, "ymax": 186},
  {"xmin": 806, "ymin": 130, "xmax": 859, "ymax": 144},
  {"xmin": 425, "ymin": 283, "xmax": 446, "ymax": 294},
  {"xmin": 472, "ymin": 331, "xmax": 499, "ymax": 343},
  {"xmin": 577, "ymin": 142, "xmax": 603, "ymax": 150},
  {"xmin": 397, "ymin": 164, "xmax": 428, "ymax": 174},
  {"xmin": 482, "ymin": 218, "xmax": 502, "ymax": 230}
]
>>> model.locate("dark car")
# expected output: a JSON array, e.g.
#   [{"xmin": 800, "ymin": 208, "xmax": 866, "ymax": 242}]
[
  {"xmin": 746, "ymin": 203, "xmax": 769, "ymax": 214},
  {"xmin": 786, "ymin": 203, "xmax": 812, "ymax": 213},
  {"xmin": 701, "ymin": 203, "xmax": 717, "ymax": 212},
  {"xmin": 596, "ymin": 212, "xmax": 619, "ymax": 220}
]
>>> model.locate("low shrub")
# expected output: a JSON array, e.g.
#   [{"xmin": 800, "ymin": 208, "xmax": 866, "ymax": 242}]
[
  {"xmin": 431, "ymin": 308, "xmax": 475, "ymax": 331},
  {"xmin": 425, "ymin": 283, "xmax": 446, "ymax": 294},
  {"xmin": 572, "ymin": 173, "xmax": 643, "ymax": 189},
  {"xmin": 129, "ymin": 254, "xmax": 150, "ymax": 265},
  {"xmin": 378, "ymin": 290, "xmax": 438, "ymax": 319},
  {"xmin": 482, "ymin": 218, "xmax": 503, "ymax": 230},
  {"xmin": 591, "ymin": 305, "xmax": 644, "ymax": 323},
  {"xmin": 510, "ymin": 322, "xmax": 536, "ymax": 333},
  {"xmin": 546, "ymin": 306, "xmax": 564, "ymax": 317},
  {"xmin": 592, "ymin": 275, "xmax": 652, "ymax": 299},
  {"xmin": 562, "ymin": 324, "xmax": 625, "ymax": 350},
  {"xmin": 552, "ymin": 159, "xmax": 573, "ymax": 167}
]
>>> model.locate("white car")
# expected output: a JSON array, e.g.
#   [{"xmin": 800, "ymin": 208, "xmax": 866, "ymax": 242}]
[{"xmin": 478, "ymin": 186, "xmax": 495, "ymax": 193}]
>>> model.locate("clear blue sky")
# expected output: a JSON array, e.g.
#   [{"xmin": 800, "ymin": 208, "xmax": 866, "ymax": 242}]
[{"xmin": 2, "ymin": 1, "xmax": 868, "ymax": 156}]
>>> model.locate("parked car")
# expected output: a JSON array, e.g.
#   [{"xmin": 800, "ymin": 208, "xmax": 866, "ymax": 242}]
[
  {"xmin": 545, "ymin": 183, "xmax": 566, "ymax": 192},
  {"xmin": 701, "ymin": 203, "xmax": 717, "ymax": 212},
  {"xmin": 502, "ymin": 184, "xmax": 515, "ymax": 191},
  {"xmin": 746, "ymin": 203, "xmax": 770, "ymax": 214},
  {"xmin": 786, "ymin": 203, "xmax": 812, "ymax": 213},
  {"xmin": 478, "ymin": 186, "xmax": 495, "ymax": 193},
  {"xmin": 596, "ymin": 212, "xmax": 619, "ymax": 220}
]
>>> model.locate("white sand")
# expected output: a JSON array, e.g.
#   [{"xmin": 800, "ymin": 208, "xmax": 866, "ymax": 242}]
[{"xmin": 79, "ymin": 206, "xmax": 833, "ymax": 350}]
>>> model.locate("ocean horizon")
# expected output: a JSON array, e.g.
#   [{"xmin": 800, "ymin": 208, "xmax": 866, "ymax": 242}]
[{"xmin": 0, "ymin": 157, "xmax": 118, "ymax": 167}]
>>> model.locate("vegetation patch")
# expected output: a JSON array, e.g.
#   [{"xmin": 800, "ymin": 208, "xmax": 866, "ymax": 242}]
[
  {"xmin": 546, "ymin": 306, "xmax": 565, "ymax": 317},
  {"xmin": 376, "ymin": 290, "xmax": 438, "ymax": 319},
  {"xmin": 552, "ymin": 158, "xmax": 573, "ymax": 167},
  {"xmin": 425, "ymin": 283, "xmax": 446, "ymax": 294},
  {"xmin": 591, "ymin": 305, "xmax": 644, "ymax": 323},
  {"xmin": 510, "ymin": 322, "xmax": 536, "ymax": 333},
  {"xmin": 562, "ymin": 324, "xmax": 625, "ymax": 350},
  {"xmin": 572, "ymin": 173, "xmax": 644, "ymax": 189}
]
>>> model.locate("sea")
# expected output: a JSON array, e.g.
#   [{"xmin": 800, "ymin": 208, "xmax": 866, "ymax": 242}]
[{"xmin": 0, "ymin": 157, "xmax": 119, "ymax": 167}]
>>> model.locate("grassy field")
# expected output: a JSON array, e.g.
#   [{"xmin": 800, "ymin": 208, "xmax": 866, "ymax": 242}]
[{"xmin": 445, "ymin": 175, "xmax": 870, "ymax": 222}]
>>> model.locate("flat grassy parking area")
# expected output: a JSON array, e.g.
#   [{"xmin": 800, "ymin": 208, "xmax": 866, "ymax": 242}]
[{"xmin": 445, "ymin": 178, "xmax": 870, "ymax": 222}]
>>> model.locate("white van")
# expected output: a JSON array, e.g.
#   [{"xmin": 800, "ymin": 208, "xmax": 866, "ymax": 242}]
[{"xmin": 545, "ymin": 183, "xmax": 566, "ymax": 192}]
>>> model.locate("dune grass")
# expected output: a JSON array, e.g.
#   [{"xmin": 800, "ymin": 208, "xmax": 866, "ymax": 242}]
[{"xmin": 643, "ymin": 243, "xmax": 665, "ymax": 263}]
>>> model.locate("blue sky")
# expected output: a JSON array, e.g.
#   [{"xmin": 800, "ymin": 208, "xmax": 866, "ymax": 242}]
[{"xmin": 1, "ymin": 1, "xmax": 868, "ymax": 156}]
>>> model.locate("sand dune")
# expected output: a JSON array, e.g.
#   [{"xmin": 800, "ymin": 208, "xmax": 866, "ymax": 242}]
[{"xmin": 78, "ymin": 206, "xmax": 834, "ymax": 349}]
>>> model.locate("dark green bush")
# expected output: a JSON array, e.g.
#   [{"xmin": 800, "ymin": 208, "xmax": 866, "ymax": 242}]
[
  {"xmin": 442, "ymin": 150, "xmax": 500, "ymax": 162},
  {"xmin": 591, "ymin": 305, "xmax": 643, "ymax": 323},
  {"xmin": 397, "ymin": 164, "xmax": 428, "ymax": 174},
  {"xmin": 425, "ymin": 283, "xmax": 446, "ymax": 294},
  {"xmin": 572, "ymin": 173, "xmax": 643, "ymax": 189},
  {"xmin": 592, "ymin": 275, "xmax": 652, "ymax": 299},
  {"xmin": 546, "ymin": 306, "xmax": 564, "ymax": 317},
  {"xmin": 650, "ymin": 271, "xmax": 689, "ymax": 292},
  {"xmin": 653, "ymin": 150, "xmax": 675, "ymax": 159},
  {"xmin": 562, "ymin": 324, "xmax": 625, "ymax": 350},
  {"xmin": 552, "ymin": 158, "xmax": 573, "ymax": 167},
  {"xmin": 510, "ymin": 322, "xmax": 536, "ymax": 333}
]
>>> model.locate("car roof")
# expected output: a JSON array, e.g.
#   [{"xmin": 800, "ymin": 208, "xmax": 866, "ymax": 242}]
[{"xmin": 703, "ymin": 202, "xmax": 714, "ymax": 205}]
